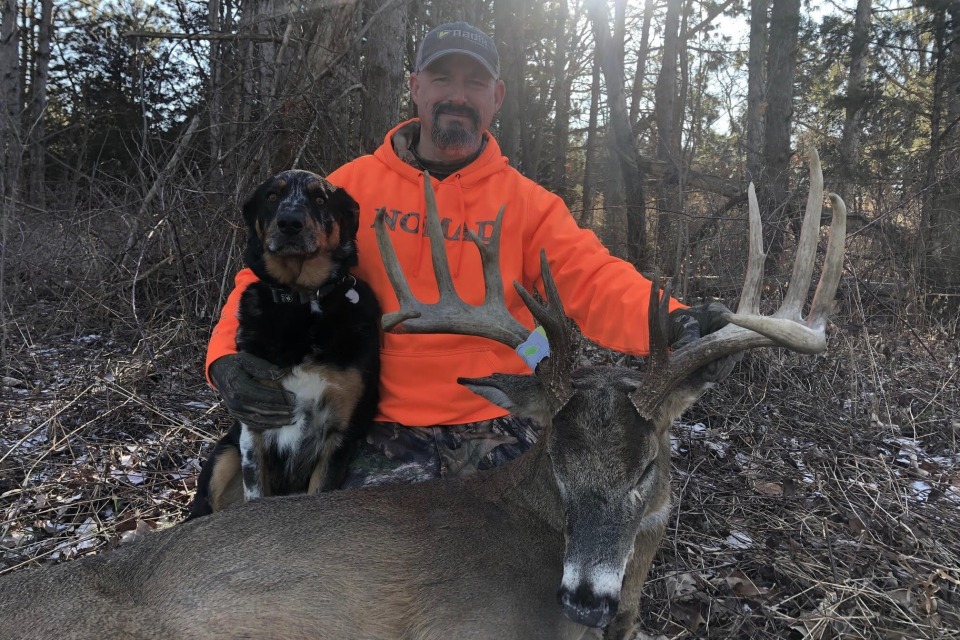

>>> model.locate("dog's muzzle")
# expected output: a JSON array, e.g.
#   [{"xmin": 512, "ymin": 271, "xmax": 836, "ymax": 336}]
[{"xmin": 267, "ymin": 205, "xmax": 319, "ymax": 255}]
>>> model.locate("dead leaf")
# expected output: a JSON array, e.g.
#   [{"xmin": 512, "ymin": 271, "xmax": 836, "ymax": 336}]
[
  {"xmin": 670, "ymin": 601, "xmax": 705, "ymax": 632},
  {"xmin": 754, "ymin": 481, "xmax": 783, "ymax": 496},
  {"xmin": 119, "ymin": 519, "xmax": 154, "ymax": 545},
  {"xmin": 665, "ymin": 572, "xmax": 699, "ymax": 599},
  {"xmin": 888, "ymin": 588, "xmax": 913, "ymax": 607},
  {"xmin": 725, "ymin": 569, "xmax": 766, "ymax": 598},
  {"xmin": 791, "ymin": 608, "xmax": 830, "ymax": 640},
  {"xmin": 848, "ymin": 515, "xmax": 866, "ymax": 534}
]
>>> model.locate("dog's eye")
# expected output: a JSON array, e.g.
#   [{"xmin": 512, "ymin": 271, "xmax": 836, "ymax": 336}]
[
  {"xmin": 267, "ymin": 193, "xmax": 278, "ymax": 202},
  {"xmin": 314, "ymin": 195, "xmax": 326, "ymax": 205}
]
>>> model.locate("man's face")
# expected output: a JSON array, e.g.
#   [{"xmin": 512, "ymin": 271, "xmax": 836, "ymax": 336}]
[{"xmin": 410, "ymin": 54, "xmax": 506, "ymax": 160}]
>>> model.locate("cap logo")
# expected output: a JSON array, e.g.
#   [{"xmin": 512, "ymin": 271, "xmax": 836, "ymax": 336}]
[{"xmin": 435, "ymin": 29, "xmax": 491, "ymax": 49}]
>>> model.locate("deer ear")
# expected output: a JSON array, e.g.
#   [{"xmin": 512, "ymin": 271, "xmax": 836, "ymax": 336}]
[
  {"xmin": 630, "ymin": 378, "xmax": 707, "ymax": 427},
  {"xmin": 458, "ymin": 373, "xmax": 553, "ymax": 425}
]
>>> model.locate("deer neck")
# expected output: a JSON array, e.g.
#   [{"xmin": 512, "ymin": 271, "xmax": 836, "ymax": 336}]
[{"xmin": 486, "ymin": 432, "xmax": 565, "ymax": 531}]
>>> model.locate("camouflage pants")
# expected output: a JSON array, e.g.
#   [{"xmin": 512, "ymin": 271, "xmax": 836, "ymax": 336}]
[{"xmin": 341, "ymin": 415, "xmax": 543, "ymax": 489}]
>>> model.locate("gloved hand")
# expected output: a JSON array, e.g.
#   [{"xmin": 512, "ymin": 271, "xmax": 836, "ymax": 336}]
[
  {"xmin": 669, "ymin": 302, "xmax": 741, "ymax": 383},
  {"xmin": 209, "ymin": 353, "xmax": 295, "ymax": 429}
]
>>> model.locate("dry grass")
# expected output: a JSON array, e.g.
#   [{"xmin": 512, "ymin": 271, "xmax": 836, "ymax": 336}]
[{"xmin": 1, "ymin": 278, "xmax": 958, "ymax": 639}]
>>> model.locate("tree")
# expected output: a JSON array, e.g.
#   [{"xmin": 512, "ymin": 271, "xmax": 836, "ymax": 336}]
[
  {"xmin": 359, "ymin": 0, "xmax": 408, "ymax": 154},
  {"xmin": 25, "ymin": 0, "xmax": 53, "ymax": 206},
  {"xmin": 494, "ymin": 0, "xmax": 525, "ymax": 168},
  {"xmin": 760, "ymin": 0, "xmax": 800, "ymax": 258},
  {"xmin": 0, "ymin": 0, "xmax": 21, "ymax": 366},
  {"xmin": 653, "ymin": 0, "xmax": 684, "ymax": 272},
  {"xmin": 922, "ymin": 1, "xmax": 960, "ymax": 295},
  {"xmin": 745, "ymin": 0, "xmax": 767, "ymax": 182},
  {"xmin": 587, "ymin": 0, "xmax": 647, "ymax": 268},
  {"xmin": 837, "ymin": 0, "xmax": 872, "ymax": 201}
]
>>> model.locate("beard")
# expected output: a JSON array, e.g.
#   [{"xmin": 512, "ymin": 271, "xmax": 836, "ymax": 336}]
[{"xmin": 430, "ymin": 102, "xmax": 482, "ymax": 151}]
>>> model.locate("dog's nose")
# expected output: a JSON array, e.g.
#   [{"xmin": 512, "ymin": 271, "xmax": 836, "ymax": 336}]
[{"xmin": 276, "ymin": 212, "xmax": 304, "ymax": 235}]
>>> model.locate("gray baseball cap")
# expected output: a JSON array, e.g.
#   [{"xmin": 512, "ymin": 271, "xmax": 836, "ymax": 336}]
[{"xmin": 415, "ymin": 22, "xmax": 500, "ymax": 80}]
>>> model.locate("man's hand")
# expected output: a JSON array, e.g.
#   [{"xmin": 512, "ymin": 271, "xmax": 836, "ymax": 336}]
[
  {"xmin": 669, "ymin": 302, "xmax": 741, "ymax": 383},
  {"xmin": 208, "ymin": 353, "xmax": 295, "ymax": 429}
]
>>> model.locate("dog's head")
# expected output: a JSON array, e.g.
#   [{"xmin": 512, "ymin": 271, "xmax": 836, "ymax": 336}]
[{"xmin": 242, "ymin": 170, "xmax": 360, "ymax": 289}]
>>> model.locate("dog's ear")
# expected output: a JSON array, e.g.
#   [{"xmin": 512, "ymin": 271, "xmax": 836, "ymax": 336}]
[
  {"xmin": 326, "ymin": 186, "xmax": 361, "ymax": 267},
  {"xmin": 242, "ymin": 181, "xmax": 269, "ymax": 229},
  {"xmin": 241, "ymin": 181, "xmax": 269, "ymax": 273}
]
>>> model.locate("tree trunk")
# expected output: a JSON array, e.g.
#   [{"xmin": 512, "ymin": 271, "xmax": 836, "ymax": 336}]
[
  {"xmin": 257, "ymin": 0, "xmax": 280, "ymax": 174},
  {"xmin": 359, "ymin": 0, "xmax": 406, "ymax": 154},
  {"xmin": 549, "ymin": 0, "xmax": 570, "ymax": 200},
  {"xmin": 587, "ymin": 0, "xmax": 647, "ymax": 268},
  {"xmin": 0, "ymin": 0, "xmax": 18, "ymax": 157},
  {"xmin": 654, "ymin": 0, "xmax": 683, "ymax": 273},
  {"xmin": 25, "ymin": 0, "xmax": 51, "ymax": 208},
  {"xmin": 292, "ymin": 0, "xmax": 359, "ymax": 171},
  {"xmin": 655, "ymin": 0, "xmax": 681, "ymax": 165},
  {"xmin": 837, "ymin": 0, "xmax": 871, "ymax": 201},
  {"xmin": 922, "ymin": 4, "xmax": 960, "ymax": 295},
  {"xmin": 761, "ymin": 0, "xmax": 800, "ymax": 258},
  {"xmin": 580, "ymin": 54, "xmax": 601, "ymax": 228},
  {"xmin": 745, "ymin": 0, "xmax": 768, "ymax": 183},
  {"xmin": 0, "ymin": 0, "xmax": 20, "ymax": 368},
  {"xmin": 494, "ymin": 0, "xmax": 524, "ymax": 167},
  {"xmin": 629, "ymin": 0, "xmax": 654, "ymax": 127},
  {"xmin": 208, "ymin": 0, "xmax": 223, "ymax": 189}
]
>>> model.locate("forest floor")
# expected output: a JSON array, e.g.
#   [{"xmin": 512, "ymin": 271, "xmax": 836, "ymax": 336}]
[{"xmin": 1, "ymin": 296, "xmax": 958, "ymax": 639}]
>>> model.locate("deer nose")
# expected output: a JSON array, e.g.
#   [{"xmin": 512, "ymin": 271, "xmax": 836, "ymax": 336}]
[
  {"xmin": 276, "ymin": 211, "xmax": 304, "ymax": 235},
  {"xmin": 557, "ymin": 585, "xmax": 618, "ymax": 628}
]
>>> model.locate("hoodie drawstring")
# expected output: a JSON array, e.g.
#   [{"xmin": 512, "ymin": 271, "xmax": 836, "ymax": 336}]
[{"xmin": 452, "ymin": 173, "xmax": 467, "ymax": 278}]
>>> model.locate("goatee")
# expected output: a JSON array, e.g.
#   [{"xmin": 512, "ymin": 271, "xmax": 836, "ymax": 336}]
[{"xmin": 431, "ymin": 103, "xmax": 481, "ymax": 151}]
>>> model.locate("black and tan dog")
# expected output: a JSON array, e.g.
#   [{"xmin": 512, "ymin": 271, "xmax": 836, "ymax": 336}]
[{"xmin": 189, "ymin": 170, "xmax": 380, "ymax": 518}]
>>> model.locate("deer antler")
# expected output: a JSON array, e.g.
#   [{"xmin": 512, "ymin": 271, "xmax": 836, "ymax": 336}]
[
  {"xmin": 631, "ymin": 148, "xmax": 847, "ymax": 418},
  {"xmin": 374, "ymin": 173, "xmax": 578, "ymax": 408}
]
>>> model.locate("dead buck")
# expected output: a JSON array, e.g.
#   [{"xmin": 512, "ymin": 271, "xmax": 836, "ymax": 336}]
[{"xmin": 0, "ymin": 151, "xmax": 845, "ymax": 640}]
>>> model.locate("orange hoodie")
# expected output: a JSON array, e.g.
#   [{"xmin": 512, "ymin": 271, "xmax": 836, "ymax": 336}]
[{"xmin": 207, "ymin": 119, "xmax": 684, "ymax": 426}]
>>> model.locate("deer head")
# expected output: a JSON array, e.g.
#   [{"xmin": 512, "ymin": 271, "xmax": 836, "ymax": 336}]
[{"xmin": 374, "ymin": 150, "xmax": 846, "ymax": 629}]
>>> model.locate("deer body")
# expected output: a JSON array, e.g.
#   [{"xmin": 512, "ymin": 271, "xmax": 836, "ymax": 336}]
[{"xmin": 0, "ymin": 383, "xmax": 677, "ymax": 640}]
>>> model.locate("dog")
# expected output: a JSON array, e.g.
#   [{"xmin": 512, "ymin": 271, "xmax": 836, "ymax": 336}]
[{"xmin": 189, "ymin": 170, "xmax": 381, "ymax": 518}]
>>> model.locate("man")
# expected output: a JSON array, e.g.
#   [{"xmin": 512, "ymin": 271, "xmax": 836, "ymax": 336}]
[{"xmin": 206, "ymin": 22, "xmax": 732, "ymax": 487}]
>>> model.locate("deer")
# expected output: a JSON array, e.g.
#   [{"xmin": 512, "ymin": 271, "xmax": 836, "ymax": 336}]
[{"xmin": 0, "ymin": 150, "xmax": 845, "ymax": 640}]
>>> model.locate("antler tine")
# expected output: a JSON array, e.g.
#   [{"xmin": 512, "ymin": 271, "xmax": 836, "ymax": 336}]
[
  {"xmin": 738, "ymin": 182, "xmax": 766, "ymax": 315},
  {"xmin": 777, "ymin": 147, "xmax": 824, "ymax": 319},
  {"xmin": 467, "ymin": 204, "xmax": 510, "ymax": 310},
  {"xmin": 375, "ymin": 206, "xmax": 421, "ymax": 329},
  {"xmin": 514, "ymin": 250, "xmax": 579, "ymax": 407},
  {"xmin": 645, "ymin": 272, "xmax": 672, "ymax": 372},
  {"xmin": 808, "ymin": 193, "xmax": 847, "ymax": 329},
  {"xmin": 374, "ymin": 172, "xmax": 532, "ymax": 348},
  {"xmin": 631, "ymin": 149, "xmax": 847, "ymax": 419}
]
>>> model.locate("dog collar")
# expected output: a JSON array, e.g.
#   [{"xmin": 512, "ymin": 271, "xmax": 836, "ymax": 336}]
[{"xmin": 270, "ymin": 275, "xmax": 358, "ymax": 305}]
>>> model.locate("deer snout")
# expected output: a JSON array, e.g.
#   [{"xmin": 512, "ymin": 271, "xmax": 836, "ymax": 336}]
[{"xmin": 557, "ymin": 583, "xmax": 618, "ymax": 628}]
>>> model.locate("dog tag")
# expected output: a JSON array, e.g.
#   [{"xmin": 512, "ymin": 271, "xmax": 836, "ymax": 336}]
[{"xmin": 345, "ymin": 288, "xmax": 359, "ymax": 304}]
